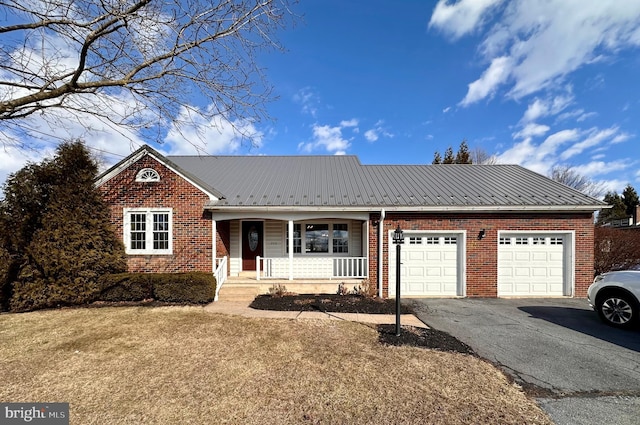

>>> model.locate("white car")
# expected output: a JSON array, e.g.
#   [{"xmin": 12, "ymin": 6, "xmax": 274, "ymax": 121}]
[{"xmin": 588, "ymin": 270, "xmax": 640, "ymax": 329}]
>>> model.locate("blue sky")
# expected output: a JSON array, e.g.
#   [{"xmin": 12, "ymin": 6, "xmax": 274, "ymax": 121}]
[{"xmin": 2, "ymin": 0, "xmax": 640, "ymax": 196}]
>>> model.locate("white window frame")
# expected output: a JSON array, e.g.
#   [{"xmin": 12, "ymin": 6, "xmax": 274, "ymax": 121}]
[
  {"xmin": 123, "ymin": 208, "xmax": 173, "ymax": 255},
  {"xmin": 284, "ymin": 221, "xmax": 350, "ymax": 256},
  {"xmin": 135, "ymin": 168, "xmax": 160, "ymax": 182}
]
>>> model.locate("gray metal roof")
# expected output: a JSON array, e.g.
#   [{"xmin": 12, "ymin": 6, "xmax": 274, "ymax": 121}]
[{"xmin": 167, "ymin": 154, "xmax": 605, "ymax": 210}]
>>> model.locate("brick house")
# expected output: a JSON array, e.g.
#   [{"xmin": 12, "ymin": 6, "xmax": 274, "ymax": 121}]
[{"xmin": 96, "ymin": 145, "xmax": 605, "ymax": 299}]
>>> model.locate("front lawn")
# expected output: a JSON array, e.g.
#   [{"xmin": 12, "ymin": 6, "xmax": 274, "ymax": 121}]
[{"xmin": 0, "ymin": 307, "xmax": 552, "ymax": 424}]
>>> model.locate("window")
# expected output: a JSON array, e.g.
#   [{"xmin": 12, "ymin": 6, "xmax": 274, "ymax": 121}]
[
  {"xmin": 124, "ymin": 208, "xmax": 172, "ymax": 254},
  {"xmin": 333, "ymin": 224, "xmax": 349, "ymax": 253},
  {"xmin": 306, "ymin": 224, "xmax": 329, "ymax": 253},
  {"xmin": 425, "ymin": 237, "xmax": 439, "ymax": 245},
  {"xmin": 286, "ymin": 224, "xmax": 302, "ymax": 254},
  {"xmin": 499, "ymin": 237, "xmax": 511, "ymax": 245},
  {"xmin": 409, "ymin": 237, "xmax": 423, "ymax": 245},
  {"xmin": 515, "ymin": 237, "xmax": 529, "ymax": 245},
  {"xmin": 532, "ymin": 237, "xmax": 546, "ymax": 245},
  {"xmin": 135, "ymin": 168, "xmax": 160, "ymax": 182},
  {"xmin": 286, "ymin": 222, "xmax": 349, "ymax": 255},
  {"xmin": 444, "ymin": 237, "xmax": 457, "ymax": 245},
  {"xmin": 550, "ymin": 237, "xmax": 563, "ymax": 245}
]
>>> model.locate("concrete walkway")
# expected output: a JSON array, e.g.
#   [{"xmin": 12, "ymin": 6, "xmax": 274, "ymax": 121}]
[{"xmin": 204, "ymin": 301, "xmax": 428, "ymax": 328}]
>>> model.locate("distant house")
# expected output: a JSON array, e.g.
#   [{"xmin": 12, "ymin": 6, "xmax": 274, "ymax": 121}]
[{"xmin": 96, "ymin": 145, "xmax": 605, "ymax": 298}]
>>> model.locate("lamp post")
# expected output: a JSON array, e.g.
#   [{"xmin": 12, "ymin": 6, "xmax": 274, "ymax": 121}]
[{"xmin": 392, "ymin": 225, "xmax": 404, "ymax": 336}]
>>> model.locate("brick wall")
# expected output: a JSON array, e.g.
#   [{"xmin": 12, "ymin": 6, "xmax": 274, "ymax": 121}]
[
  {"xmin": 99, "ymin": 155, "xmax": 213, "ymax": 273},
  {"xmin": 369, "ymin": 212, "xmax": 595, "ymax": 298}
]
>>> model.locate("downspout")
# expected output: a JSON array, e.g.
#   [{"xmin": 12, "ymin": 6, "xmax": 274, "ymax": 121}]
[{"xmin": 378, "ymin": 209, "xmax": 385, "ymax": 297}]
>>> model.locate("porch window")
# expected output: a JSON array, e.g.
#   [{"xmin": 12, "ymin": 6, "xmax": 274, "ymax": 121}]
[
  {"xmin": 286, "ymin": 222, "xmax": 349, "ymax": 255},
  {"xmin": 333, "ymin": 224, "xmax": 349, "ymax": 253},
  {"xmin": 124, "ymin": 208, "xmax": 173, "ymax": 255},
  {"xmin": 306, "ymin": 224, "xmax": 329, "ymax": 253},
  {"xmin": 286, "ymin": 224, "xmax": 302, "ymax": 254}
]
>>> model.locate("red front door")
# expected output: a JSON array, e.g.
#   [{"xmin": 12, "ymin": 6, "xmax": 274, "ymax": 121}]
[{"xmin": 242, "ymin": 221, "xmax": 263, "ymax": 271}]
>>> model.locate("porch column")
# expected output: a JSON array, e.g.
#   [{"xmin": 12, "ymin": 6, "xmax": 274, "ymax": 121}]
[
  {"xmin": 212, "ymin": 219, "xmax": 217, "ymax": 273},
  {"xmin": 288, "ymin": 219, "xmax": 294, "ymax": 280}
]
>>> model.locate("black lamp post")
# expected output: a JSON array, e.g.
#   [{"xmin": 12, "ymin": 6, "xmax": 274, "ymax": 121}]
[{"xmin": 392, "ymin": 225, "xmax": 404, "ymax": 336}]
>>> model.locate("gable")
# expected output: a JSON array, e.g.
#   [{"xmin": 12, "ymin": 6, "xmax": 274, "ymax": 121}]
[{"xmin": 96, "ymin": 145, "xmax": 223, "ymax": 201}]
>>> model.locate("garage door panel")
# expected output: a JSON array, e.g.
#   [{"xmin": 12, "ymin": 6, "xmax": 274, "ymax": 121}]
[
  {"xmin": 408, "ymin": 251, "xmax": 424, "ymax": 261},
  {"xmin": 498, "ymin": 233, "xmax": 565, "ymax": 296}
]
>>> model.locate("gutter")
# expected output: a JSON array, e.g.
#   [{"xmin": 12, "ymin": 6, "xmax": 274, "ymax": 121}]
[
  {"xmin": 204, "ymin": 204, "xmax": 606, "ymax": 213},
  {"xmin": 378, "ymin": 209, "xmax": 385, "ymax": 298}
]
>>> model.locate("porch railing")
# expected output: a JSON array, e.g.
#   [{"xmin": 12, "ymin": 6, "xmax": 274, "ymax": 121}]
[
  {"xmin": 213, "ymin": 256, "xmax": 228, "ymax": 301},
  {"xmin": 256, "ymin": 256, "xmax": 367, "ymax": 280}
]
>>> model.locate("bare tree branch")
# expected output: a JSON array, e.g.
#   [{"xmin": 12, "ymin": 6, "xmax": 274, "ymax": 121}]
[
  {"xmin": 549, "ymin": 165, "xmax": 606, "ymax": 198},
  {"xmin": 0, "ymin": 0, "xmax": 295, "ymax": 149}
]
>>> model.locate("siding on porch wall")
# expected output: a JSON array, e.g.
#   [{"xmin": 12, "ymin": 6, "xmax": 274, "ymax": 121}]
[
  {"xmin": 369, "ymin": 212, "xmax": 595, "ymax": 298},
  {"xmin": 99, "ymin": 155, "xmax": 213, "ymax": 273}
]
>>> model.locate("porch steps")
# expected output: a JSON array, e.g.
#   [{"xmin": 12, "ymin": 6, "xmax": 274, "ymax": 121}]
[{"xmin": 217, "ymin": 284, "xmax": 262, "ymax": 302}]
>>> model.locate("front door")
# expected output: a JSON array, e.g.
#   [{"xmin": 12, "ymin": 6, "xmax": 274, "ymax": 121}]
[{"xmin": 242, "ymin": 221, "xmax": 263, "ymax": 271}]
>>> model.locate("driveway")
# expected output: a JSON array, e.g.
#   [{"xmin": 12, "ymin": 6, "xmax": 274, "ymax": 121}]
[{"xmin": 409, "ymin": 298, "xmax": 640, "ymax": 425}]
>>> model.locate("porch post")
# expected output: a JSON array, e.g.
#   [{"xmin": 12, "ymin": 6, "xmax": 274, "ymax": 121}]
[
  {"xmin": 288, "ymin": 220, "xmax": 294, "ymax": 280},
  {"xmin": 212, "ymin": 219, "xmax": 217, "ymax": 273}
]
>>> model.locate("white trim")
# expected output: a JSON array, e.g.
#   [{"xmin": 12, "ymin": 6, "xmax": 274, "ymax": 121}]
[
  {"xmin": 212, "ymin": 211, "xmax": 369, "ymax": 221},
  {"xmin": 288, "ymin": 220, "xmax": 294, "ymax": 280},
  {"xmin": 497, "ymin": 230, "xmax": 575, "ymax": 297},
  {"xmin": 212, "ymin": 219, "xmax": 217, "ymax": 273},
  {"xmin": 135, "ymin": 168, "xmax": 160, "ymax": 182},
  {"xmin": 123, "ymin": 208, "xmax": 173, "ymax": 255},
  {"xmin": 207, "ymin": 205, "xmax": 603, "ymax": 213}
]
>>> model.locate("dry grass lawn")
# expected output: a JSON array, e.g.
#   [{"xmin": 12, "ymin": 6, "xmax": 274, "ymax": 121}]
[{"xmin": 0, "ymin": 307, "xmax": 552, "ymax": 424}]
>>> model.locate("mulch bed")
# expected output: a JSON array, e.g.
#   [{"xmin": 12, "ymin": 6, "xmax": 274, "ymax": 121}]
[
  {"xmin": 250, "ymin": 294, "xmax": 474, "ymax": 355},
  {"xmin": 249, "ymin": 294, "xmax": 413, "ymax": 314}
]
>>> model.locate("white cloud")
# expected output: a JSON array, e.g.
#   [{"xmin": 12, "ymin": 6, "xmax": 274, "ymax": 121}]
[
  {"xmin": 340, "ymin": 119, "xmax": 359, "ymax": 128},
  {"xmin": 513, "ymin": 123, "xmax": 550, "ymax": 139},
  {"xmin": 299, "ymin": 121, "xmax": 357, "ymax": 155},
  {"xmin": 560, "ymin": 126, "xmax": 618, "ymax": 160},
  {"xmin": 460, "ymin": 56, "xmax": 512, "ymax": 106},
  {"xmin": 429, "ymin": 0, "xmax": 504, "ymax": 39},
  {"xmin": 293, "ymin": 87, "xmax": 320, "ymax": 117},
  {"xmin": 363, "ymin": 120, "xmax": 394, "ymax": 143},
  {"xmin": 439, "ymin": 1, "xmax": 640, "ymax": 105},
  {"xmin": 573, "ymin": 160, "xmax": 629, "ymax": 178},
  {"xmin": 165, "ymin": 106, "xmax": 263, "ymax": 155},
  {"xmin": 521, "ymin": 95, "xmax": 573, "ymax": 123}
]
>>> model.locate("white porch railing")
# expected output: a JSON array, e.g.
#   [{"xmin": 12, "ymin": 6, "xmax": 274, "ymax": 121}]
[
  {"xmin": 213, "ymin": 256, "xmax": 228, "ymax": 301},
  {"xmin": 256, "ymin": 256, "xmax": 367, "ymax": 280}
]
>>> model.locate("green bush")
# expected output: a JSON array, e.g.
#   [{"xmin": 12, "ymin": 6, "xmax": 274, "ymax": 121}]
[{"xmin": 98, "ymin": 272, "xmax": 216, "ymax": 304}]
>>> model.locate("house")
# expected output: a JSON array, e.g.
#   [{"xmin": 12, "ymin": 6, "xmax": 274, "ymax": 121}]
[{"xmin": 96, "ymin": 145, "xmax": 605, "ymax": 299}]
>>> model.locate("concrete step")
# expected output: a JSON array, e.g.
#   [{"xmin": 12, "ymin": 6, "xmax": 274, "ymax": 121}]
[{"xmin": 217, "ymin": 284, "xmax": 261, "ymax": 302}]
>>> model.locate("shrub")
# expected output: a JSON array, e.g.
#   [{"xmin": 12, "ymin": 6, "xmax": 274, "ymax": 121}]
[
  {"xmin": 353, "ymin": 279, "xmax": 377, "ymax": 298},
  {"xmin": 152, "ymin": 273, "xmax": 216, "ymax": 303},
  {"xmin": 336, "ymin": 282, "xmax": 349, "ymax": 296},
  {"xmin": 98, "ymin": 272, "xmax": 216, "ymax": 304},
  {"xmin": 594, "ymin": 226, "xmax": 640, "ymax": 275},
  {"xmin": 98, "ymin": 273, "xmax": 154, "ymax": 301},
  {"xmin": 268, "ymin": 283, "xmax": 289, "ymax": 297}
]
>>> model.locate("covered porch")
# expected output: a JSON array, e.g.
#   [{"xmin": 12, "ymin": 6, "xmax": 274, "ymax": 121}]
[{"xmin": 211, "ymin": 211, "xmax": 371, "ymax": 287}]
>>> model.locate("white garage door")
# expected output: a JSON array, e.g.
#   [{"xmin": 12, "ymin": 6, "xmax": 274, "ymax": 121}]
[
  {"xmin": 389, "ymin": 234, "xmax": 459, "ymax": 296},
  {"xmin": 498, "ymin": 234, "xmax": 565, "ymax": 296}
]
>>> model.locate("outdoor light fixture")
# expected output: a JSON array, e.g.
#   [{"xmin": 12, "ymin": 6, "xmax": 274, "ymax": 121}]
[
  {"xmin": 393, "ymin": 225, "xmax": 404, "ymax": 244},
  {"xmin": 392, "ymin": 225, "xmax": 404, "ymax": 336},
  {"xmin": 478, "ymin": 229, "xmax": 486, "ymax": 240}
]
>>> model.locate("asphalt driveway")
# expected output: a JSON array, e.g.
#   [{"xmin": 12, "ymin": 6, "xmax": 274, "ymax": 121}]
[{"xmin": 409, "ymin": 298, "xmax": 640, "ymax": 425}]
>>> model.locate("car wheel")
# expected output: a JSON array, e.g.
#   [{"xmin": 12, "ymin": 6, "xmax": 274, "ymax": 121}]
[{"xmin": 596, "ymin": 293, "xmax": 638, "ymax": 329}]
